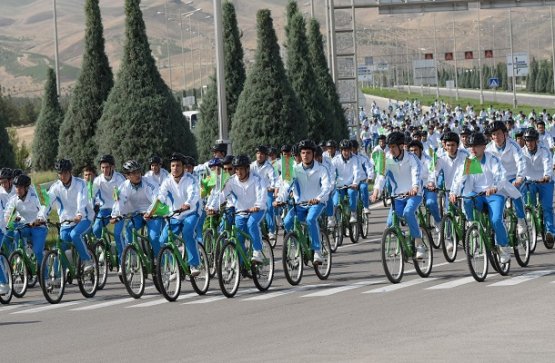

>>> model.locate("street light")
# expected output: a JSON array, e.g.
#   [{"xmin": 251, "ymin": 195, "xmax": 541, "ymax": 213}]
[
  {"xmin": 52, "ymin": 0, "xmax": 60, "ymax": 96},
  {"xmin": 183, "ymin": 9, "xmax": 202, "ymax": 94},
  {"xmin": 198, "ymin": 15, "xmax": 211, "ymax": 99}
]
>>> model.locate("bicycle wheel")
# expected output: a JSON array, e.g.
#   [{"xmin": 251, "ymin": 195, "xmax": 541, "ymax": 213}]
[
  {"xmin": 414, "ymin": 227, "xmax": 433, "ymax": 278},
  {"xmin": 0, "ymin": 254, "xmax": 13, "ymax": 304},
  {"xmin": 381, "ymin": 228, "xmax": 404, "ymax": 284},
  {"xmin": 26, "ymin": 249, "xmax": 38, "ymax": 288},
  {"xmin": 156, "ymin": 246, "xmax": 181, "ymax": 302},
  {"xmin": 491, "ymin": 246, "xmax": 511, "ymax": 276},
  {"xmin": 94, "ymin": 241, "xmax": 108, "ymax": 290},
  {"xmin": 282, "ymin": 232, "xmax": 303, "ymax": 286},
  {"xmin": 252, "ymin": 238, "xmax": 274, "ymax": 292},
  {"xmin": 203, "ymin": 229, "xmax": 217, "ymax": 278},
  {"xmin": 360, "ymin": 209, "xmax": 370, "ymax": 239},
  {"xmin": 217, "ymin": 239, "xmax": 240, "ymax": 298},
  {"xmin": 332, "ymin": 208, "xmax": 343, "ymax": 251},
  {"xmin": 314, "ymin": 231, "xmax": 332, "ymax": 280},
  {"xmin": 542, "ymin": 210, "xmax": 554, "ymax": 249},
  {"xmin": 122, "ymin": 245, "xmax": 145, "ymax": 299},
  {"xmin": 9, "ymin": 251, "xmax": 28, "ymax": 298},
  {"xmin": 465, "ymin": 225, "xmax": 488, "ymax": 282},
  {"xmin": 514, "ymin": 226, "xmax": 531, "ymax": 267},
  {"xmin": 349, "ymin": 220, "xmax": 360, "ymax": 244},
  {"xmin": 525, "ymin": 207, "xmax": 537, "ymax": 253},
  {"xmin": 190, "ymin": 243, "xmax": 210, "ymax": 295},
  {"xmin": 438, "ymin": 191, "xmax": 445, "ymax": 219},
  {"xmin": 40, "ymin": 250, "xmax": 65, "ymax": 304},
  {"xmin": 77, "ymin": 248, "xmax": 99, "ymax": 298},
  {"xmin": 439, "ymin": 215, "xmax": 457, "ymax": 263}
]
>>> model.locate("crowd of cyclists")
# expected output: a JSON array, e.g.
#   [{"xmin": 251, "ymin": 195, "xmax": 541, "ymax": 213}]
[{"xmin": 0, "ymin": 97, "xmax": 554, "ymax": 303}]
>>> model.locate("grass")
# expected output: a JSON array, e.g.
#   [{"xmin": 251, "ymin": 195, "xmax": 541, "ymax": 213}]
[
  {"xmin": 361, "ymin": 87, "xmax": 555, "ymax": 116},
  {"xmin": 29, "ymin": 171, "xmax": 57, "ymax": 185}
]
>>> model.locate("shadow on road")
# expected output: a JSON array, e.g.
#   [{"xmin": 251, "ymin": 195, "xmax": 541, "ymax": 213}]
[{"xmin": 0, "ymin": 321, "xmax": 41, "ymax": 326}]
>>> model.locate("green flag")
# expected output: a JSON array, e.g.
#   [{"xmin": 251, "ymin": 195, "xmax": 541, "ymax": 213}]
[
  {"xmin": 35, "ymin": 183, "xmax": 50, "ymax": 206},
  {"xmin": 6, "ymin": 207, "xmax": 17, "ymax": 231},
  {"xmin": 151, "ymin": 199, "xmax": 170, "ymax": 217},
  {"xmin": 112, "ymin": 186, "xmax": 120, "ymax": 202},
  {"xmin": 372, "ymin": 150, "xmax": 386, "ymax": 176},
  {"xmin": 429, "ymin": 151, "xmax": 437, "ymax": 172},
  {"xmin": 281, "ymin": 155, "xmax": 295, "ymax": 182},
  {"xmin": 87, "ymin": 180, "xmax": 94, "ymax": 201},
  {"xmin": 464, "ymin": 157, "xmax": 483, "ymax": 175}
]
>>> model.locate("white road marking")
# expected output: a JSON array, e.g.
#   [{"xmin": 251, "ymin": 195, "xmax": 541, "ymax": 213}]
[
  {"xmin": 12, "ymin": 301, "xmax": 81, "ymax": 314},
  {"xmin": 488, "ymin": 270, "xmax": 555, "ymax": 287},
  {"xmin": 184, "ymin": 288, "xmax": 259, "ymax": 304},
  {"xmin": 70, "ymin": 295, "xmax": 156, "ymax": 311},
  {"xmin": 127, "ymin": 292, "xmax": 205, "ymax": 308},
  {"xmin": 426, "ymin": 276, "xmax": 478, "ymax": 290},
  {"xmin": 244, "ymin": 284, "xmax": 330, "ymax": 301},
  {"xmin": 302, "ymin": 279, "xmax": 384, "ymax": 297},
  {"xmin": 363, "ymin": 278, "xmax": 438, "ymax": 293}
]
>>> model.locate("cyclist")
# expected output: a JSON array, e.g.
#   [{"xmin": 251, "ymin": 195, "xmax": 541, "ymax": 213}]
[
  {"xmin": 156, "ymin": 153, "xmax": 201, "ymax": 276},
  {"xmin": 372, "ymin": 135, "xmax": 389, "ymax": 155},
  {"xmin": 0, "ymin": 168, "xmax": 15, "ymax": 199},
  {"xmin": 4, "ymin": 174, "xmax": 47, "ymax": 270},
  {"xmin": 82, "ymin": 165, "xmax": 96, "ymax": 183},
  {"xmin": 323, "ymin": 140, "xmax": 338, "ymax": 161},
  {"xmin": 250, "ymin": 145, "xmax": 278, "ymax": 243},
  {"xmin": 371, "ymin": 131, "xmax": 427, "ymax": 259},
  {"xmin": 332, "ymin": 139, "xmax": 363, "ymax": 224},
  {"xmin": 145, "ymin": 155, "xmax": 169, "ymax": 186},
  {"xmin": 351, "ymin": 139, "xmax": 373, "ymax": 214},
  {"xmin": 111, "ymin": 160, "xmax": 162, "ymax": 264},
  {"xmin": 276, "ymin": 140, "xmax": 332, "ymax": 264},
  {"xmin": 38, "ymin": 159, "xmax": 95, "ymax": 271},
  {"xmin": 450, "ymin": 132, "xmax": 511, "ymax": 263},
  {"xmin": 486, "ymin": 121, "xmax": 527, "ymax": 235},
  {"xmin": 522, "ymin": 128, "xmax": 555, "ymax": 245},
  {"xmin": 208, "ymin": 155, "xmax": 267, "ymax": 263},
  {"xmin": 460, "ymin": 127, "xmax": 472, "ymax": 149}
]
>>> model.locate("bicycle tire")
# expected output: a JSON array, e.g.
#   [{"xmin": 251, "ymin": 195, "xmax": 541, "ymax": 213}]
[
  {"xmin": 122, "ymin": 245, "xmax": 145, "ymax": 299},
  {"xmin": 360, "ymin": 209, "xmax": 370, "ymax": 239},
  {"xmin": 465, "ymin": 225, "xmax": 488, "ymax": 282},
  {"xmin": 156, "ymin": 246, "xmax": 181, "ymax": 302},
  {"xmin": 333, "ymin": 207, "xmax": 343, "ymax": 250},
  {"xmin": 77, "ymin": 248, "xmax": 99, "ymax": 298},
  {"xmin": 491, "ymin": 247, "xmax": 510, "ymax": 276},
  {"xmin": 414, "ymin": 227, "xmax": 433, "ymax": 278},
  {"xmin": 217, "ymin": 239, "xmax": 240, "ymax": 298},
  {"xmin": 282, "ymin": 232, "xmax": 303, "ymax": 286},
  {"xmin": 525, "ymin": 207, "xmax": 537, "ymax": 253},
  {"xmin": 40, "ymin": 250, "xmax": 65, "ymax": 304},
  {"xmin": 349, "ymin": 220, "xmax": 360, "ymax": 244},
  {"xmin": 94, "ymin": 241, "xmax": 108, "ymax": 290},
  {"xmin": 190, "ymin": 243, "xmax": 210, "ymax": 295},
  {"xmin": 426, "ymin": 210, "xmax": 441, "ymax": 250},
  {"xmin": 514, "ymin": 225, "xmax": 530, "ymax": 267},
  {"xmin": 381, "ymin": 228, "xmax": 404, "ymax": 284},
  {"xmin": 252, "ymin": 238, "xmax": 274, "ymax": 292},
  {"xmin": 9, "ymin": 251, "xmax": 28, "ymax": 298},
  {"xmin": 314, "ymin": 230, "xmax": 332, "ymax": 280},
  {"xmin": 438, "ymin": 190, "xmax": 445, "ymax": 220},
  {"xmin": 439, "ymin": 215, "xmax": 457, "ymax": 263},
  {"xmin": 0, "ymin": 254, "xmax": 13, "ymax": 304},
  {"xmin": 203, "ymin": 229, "xmax": 217, "ymax": 278}
]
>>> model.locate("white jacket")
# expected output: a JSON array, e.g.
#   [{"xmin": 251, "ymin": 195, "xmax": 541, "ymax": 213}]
[
  {"xmin": 157, "ymin": 173, "xmax": 200, "ymax": 219},
  {"xmin": 144, "ymin": 168, "xmax": 170, "ymax": 186},
  {"xmin": 374, "ymin": 151, "xmax": 423, "ymax": 196},
  {"xmin": 93, "ymin": 172, "xmax": 126, "ymax": 210},
  {"xmin": 451, "ymin": 152, "xmax": 506, "ymax": 196},
  {"xmin": 5, "ymin": 189, "xmax": 42, "ymax": 225},
  {"xmin": 522, "ymin": 145, "xmax": 553, "ymax": 181},
  {"xmin": 39, "ymin": 177, "xmax": 94, "ymax": 222},
  {"xmin": 112, "ymin": 177, "xmax": 159, "ymax": 217},
  {"xmin": 250, "ymin": 160, "xmax": 278, "ymax": 189},
  {"xmin": 434, "ymin": 148, "xmax": 470, "ymax": 191},
  {"xmin": 331, "ymin": 154, "xmax": 364, "ymax": 187},
  {"xmin": 486, "ymin": 138, "xmax": 526, "ymax": 181},
  {"xmin": 277, "ymin": 161, "xmax": 332, "ymax": 204},
  {"xmin": 210, "ymin": 173, "xmax": 267, "ymax": 212}
]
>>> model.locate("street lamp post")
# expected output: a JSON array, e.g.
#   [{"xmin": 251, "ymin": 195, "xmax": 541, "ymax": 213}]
[
  {"xmin": 433, "ymin": 13, "xmax": 439, "ymax": 99},
  {"xmin": 164, "ymin": 0, "xmax": 173, "ymax": 91},
  {"xmin": 551, "ymin": 6, "xmax": 555, "ymax": 93},
  {"xmin": 52, "ymin": 0, "xmax": 60, "ymax": 96},
  {"xmin": 509, "ymin": 8, "xmax": 517, "ymax": 108},
  {"xmin": 452, "ymin": 14, "xmax": 459, "ymax": 101},
  {"xmin": 213, "ymin": 0, "xmax": 229, "ymax": 150},
  {"xmin": 477, "ymin": 11, "xmax": 484, "ymax": 105}
]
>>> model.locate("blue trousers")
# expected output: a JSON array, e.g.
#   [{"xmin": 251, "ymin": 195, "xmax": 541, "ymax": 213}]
[
  {"xmin": 333, "ymin": 187, "xmax": 358, "ymax": 212},
  {"xmin": 115, "ymin": 216, "xmax": 162, "ymax": 259},
  {"xmin": 326, "ymin": 196, "xmax": 334, "ymax": 217},
  {"xmin": 424, "ymin": 189, "xmax": 441, "ymax": 224},
  {"xmin": 235, "ymin": 210, "xmax": 264, "ymax": 253},
  {"xmin": 0, "ymin": 229, "xmax": 5, "ymax": 284},
  {"xmin": 218, "ymin": 208, "xmax": 235, "ymax": 234},
  {"xmin": 17, "ymin": 224, "xmax": 48, "ymax": 269},
  {"xmin": 463, "ymin": 193, "xmax": 508, "ymax": 247},
  {"xmin": 195, "ymin": 209, "xmax": 206, "ymax": 243},
  {"xmin": 359, "ymin": 182, "xmax": 369, "ymax": 209},
  {"xmin": 387, "ymin": 196, "xmax": 423, "ymax": 239},
  {"xmin": 265, "ymin": 191, "xmax": 276, "ymax": 233},
  {"xmin": 284, "ymin": 204, "xmax": 325, "ymax": 251},
  {"xmin": 525, "ymin": 182, "xmax": 555, "ymax": 234},
  {"xmin": 160, "ymin": 214, "xmax": 200, "ymax": 267},
  {"xmin": 509, "ymin": 178, "xmax": 525, "ymax": 219},
  {"xmin": 60, "ymin": 220, "xmax": 92, "ymax": 261}
]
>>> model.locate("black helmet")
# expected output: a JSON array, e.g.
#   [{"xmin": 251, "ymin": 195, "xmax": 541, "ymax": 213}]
[
  {"xmin": 377, "ymin": 135, "xmax": 386, "ymax": 141},
  {"xmin": 208, "ymin": 158, "xmax": 223, "ymax": 168},
  {"xmin": 211, "ymin": 143, "xmax": 227, "ymax": 155},
  {"xmin": 325, "ymin": 140, "xmax": 337, "ymax": 148},
  {"xmin": 12, "ymin": 169, "xmax": 23, "ymax": 178},
  {"xmin": 55, "ymin": 159, "xmax": 73, "ymax": 173},
  {"xmin": 488, "ymin": 120, "xmax": 507, "ymax": 134},
  {"xmin": 350, "ymin": 139, "xmax": 360, "ymax": 149},
  {"xmin": 339, "ymin": 139, "xmax": 352, "ymax": 150},
  {"xmin": 291, "ymin": 144, "xmax": 300, "ymax": 156},
  {"xmin": 222, "ymin": 155, "xmax": 234, "ymax": 165},
  {"xmin": 169, "ymin": 152, "xmax": 186, "ymax": 164},
  {"xmin": 467, "ymin": 132, "xmax": 488, "ymax": 146},
  {"xmin": 442, "ymin": 132, "xmax": 460, "ymax": 145},
  {"xmin": 408, "ymin": 140, "xmax": 424, "ymax": 151},
  {"xmin": 298, "ymin": 139, "xmax": 316, "ymax": 151},
  {"xmin": 315, "ymin": 145, "xmax": 323, "ymax": 158},
  {"xmin": 386, "ymin": 131, "xmax": 406, "ymax": 146},
  {"xmin": 232, "ymin": 154, "xmax": 251, "ymax": 167},
  {"xmin": 149, "ymin": 155, "xmax": 162, "ymax": 165},
  {"xmin": 122, "ymin": 160, "xmax": 142, "ymax": 174},
  {"xmin": 183, "ymin": 156, "xmax": 196, "ymax": 167},
  {"xmin": 460, "ymin": 127, "xmax": 472, "ymax": 136},
  {"xmin": 269, "ymin": 147, "xmax": 278, "ymax": 156},
  {"xmin": 99, "ymin": 154, "xmax": 115, "ymax": 165},
  {"xmin": 13, "ymin": 174, "xmax": 31, "ymax": 188},
  {"xmin": 255, "ymin": 145, "xmax": 269, "ymax": 155},
  {"xmin": 0, "ymin": 168, "xmax": 13, "ymax": 180},
  {"xmin": 523, "ymin": 127, "xmax": 539, "ymax": 141},
  {"xmin": 281, "ymin": 144, "xmax": 292, "ymax": 153}
]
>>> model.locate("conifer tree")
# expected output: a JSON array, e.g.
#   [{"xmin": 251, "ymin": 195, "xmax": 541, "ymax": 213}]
[{"xmin": 0, "ymin": 92, "xmax": 16, "ymax": 167}]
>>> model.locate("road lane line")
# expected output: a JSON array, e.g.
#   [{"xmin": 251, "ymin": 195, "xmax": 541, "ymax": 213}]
[
  {"xmin": 426, "ymin": 276, "xmax": 477, "ymax": 290},
  {"xmin": 301, "ymin": 279, "xmax": 384, "ymax": 297},
  {"xmin": 184, "ymin": 288, "xmax": 259, "ymax": 304},
  {"xmin": 244, "ymin": 284, "xmax": 330, "ymax": 301},
  {"xmin": 488, "ymin": 269, "xmax": 555, "ymax": 287},
  {"xmin": 70, "ymin": 295, "xmax": 156, "ymax": 311},
  {"xmin": 363, "ymin": 278, "xmax": 438, "ymax": 293},
  {"xmin": 12, "ymin": 301, "xmax": 81, "ymax": 314},
  {"xmin": 127, "ymin": 292, "xmax": 206, "ymax": 307}
]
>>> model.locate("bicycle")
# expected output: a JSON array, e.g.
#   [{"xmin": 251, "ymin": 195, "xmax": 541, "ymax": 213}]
[
  {"xmin": 336, "ymin": 185, "xmax": 359, "ymax": 244},
  {"xmin": 503, "ymin": 199, "xmax": 531, "ymax": 267},
  {"xmin": 356, "ymin": 185, "xmax": 371, "ymax": 239},
  {"xmin": 464, "ymin": 193, "xmax": 510, "ymax": 282},
  {"xmin": 523, "ymin": 181, "xmax": 549, "ymax": 252},
  {"xmin": 8, "ymin": 223, "xmax": 40, "ymax": 298},
  {"xmin": 438, "ymin": 194, "xmax": 467, "ymax": 263},
  {"xmin": 418, "ymin": 187, "xmax": 440, "ymax": 249},
  {"xmin": 89, "ymin": 215, "xmax": 120, "ymax": 289},
  {"xmin": 156, "ymin": 211, "xmax": 210, "ymax": 302},
  {"xmin": 381, "ymin": 194, "xmax": 433, "ymax": 284},
  {"xmin": 217, "ymin": 210, "xmax": 275, "ymax": 298},
  {"xmin": 0, "ymin": 252, "xmax": 13, "ymax": 304},
  {"xmin": 202, "ymin": 212, "xmax": 221, "ymax": 278},
  {"xmin": 280, "ymin": 201, "xmax": 332, "ymax": 285},
  {"xmin": 40, "ymin": 220, "xmax": 99, "ymax": 304}
]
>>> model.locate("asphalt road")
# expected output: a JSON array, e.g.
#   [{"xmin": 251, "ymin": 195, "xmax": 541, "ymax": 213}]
[{"xmin": 2, "ymin": 202, "xmax": 555, "ymax": 362}]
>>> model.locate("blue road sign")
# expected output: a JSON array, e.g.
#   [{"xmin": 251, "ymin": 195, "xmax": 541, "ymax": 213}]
[{"xmin": 488, "ymin": 77, "xmax": 500, "ymax": 88}]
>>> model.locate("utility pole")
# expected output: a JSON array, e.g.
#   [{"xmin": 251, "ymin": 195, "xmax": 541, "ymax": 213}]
[{"xmin": 52, "ymin": 0, "xmax": 61, "ymax": 96}]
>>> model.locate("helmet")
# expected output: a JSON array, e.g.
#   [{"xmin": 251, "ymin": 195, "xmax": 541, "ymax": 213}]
[
  {"xmin": 149, "ymin": 155, "xmax": 162, "ymax": 165},
  {"xmin": 222, "ymin": 155, "xmax": 234, "ymax": 165},
  {"xmin": 315, "ymin": 145, "xmax": 323, "ymax": 158},
  {"xmin": 442, "ymin": 132, "xmax": 460, "ymax": 145},
  {"xmin": 523, "ymin": 127, "xmax": 539, "ymax": 141},
  {"xmin": 0, "ymin": 168, "xmax": 13, "ymax": 180},
  {"xmin": 291, "ymin": 144, "xmax": 300, "ymax": 156},
  {"xmin": 255, "ymin": 145, "xmax": 269, "ymax": 155},
  {"xmin": 211, "ymin": 143, "xmax": 227, "ymax": 155},
  {"xmin": 281, "ymin": 144, "xmax": 292, "ymax": 153},
  {"xmin": 13, "ymin": 174, "xmax": 31, "ymax": 188},
  {"xmin": 325, "ymin": 140, "xmax": 337, "ymax": 148},
  {"xmin": 377, "ymin": 135, "xmax": 386, "ymax": 141},
  {"xmin": 339, "ymin": 139, "xmax": 352, "ymax": 150},
  {"xmin": 298, "ymin": 139, "xmax": 316, "ymax": 151},
  {"xmin": 54, "ymin": 159, "xmax": 73, "ymax": 173},
  {"xmin": 408, "ymin": 140, "xmax": 424, "ymax": 151},
  {"xmin": 99, "ymin": 154, "xmax": 115, "ymax": 165},
  {"xmin": 208, "ymin": 158, "xmax": 223, "ymax": 168},
  {"xmin": 460, "ymin": 127, "xmax": 472, "ymax": 136},
  {"xmin": 467, "ymin": 132, "xmax": 488, "ymax": 146},
  {"xmin": 232, "ymin": 154, "xmax": 251, "ymax": 167},
  {"xmin": 386, "ymin": 131, "xmax": 406, "ymax": 146},
  {"xmin": 12, "ymin": 169, "xmax": 23, "ymax": 178},
  {"xmin": 183, "ymin": 156, "xmax": 196, "ymax": 167},
  {"xmin": 169, "ymin": 152, "xmax": 187, "ymax": 164},
  {"xmin": 269, "ymin": 147, "xmax": 278, "ymax": 156},
  {"xmin": 122, "ymin": 160, "xmax": 142, "ymax": 174},
  {"xmin": 350, "ymin": 139, "xmax": 360, "ymax": 149},
  {"xmin": 488, "ymin": 120, "xmax": 507, "ymax": 134}
]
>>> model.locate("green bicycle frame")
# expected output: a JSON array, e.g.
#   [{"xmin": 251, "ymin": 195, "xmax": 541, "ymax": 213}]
[
  {"xmin": 388, "ymin": 205, "xmax": 414, "ymax": 258},
  {"xmin": 124, "ymin": 215, "xmax": 155, "ymax": 274}
]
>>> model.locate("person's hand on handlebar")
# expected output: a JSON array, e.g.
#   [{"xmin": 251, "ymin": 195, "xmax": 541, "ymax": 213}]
[
  {"xmin": 370, "ymin": 189, "xmax": 379, "ymax": 203},
  {"xmin": 249, "ymin": 207, "xmax": 260, "ymax": 213},
  {"xmin": 308, "ymin": 198, "xmax": 320, "ymax": 205},
  {"xmin": 408, "ymin": 186, "xmax": 418, "ymax": 196}
]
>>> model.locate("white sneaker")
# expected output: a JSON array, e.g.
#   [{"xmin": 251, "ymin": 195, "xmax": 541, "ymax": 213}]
[
  {"xmin": 251, "ymin": 250, "xmax": 263, "ymax": 264},
  {"xmin": 118, "ymin": 265, "xmax": 122, "ymax": 276},
  {"xmin": 83, "ymin": 260, "xmax": 95, "ymax": 273},
  {"xmin": 0, "ymin": 283, "xmax": 9, "ymax": 295},
  {"xmin": 268, "ymin": 232, "xmax": 276, "ymax": 241},
  {"xmin": 363, "ymin": 207, "xmax": 371, "ymax": 214},
  {"xmin": 313, "ymin": 251, "xmax": 323, "ymax": 265},
  {"xmin": 446, "ymin": 239, "xmax": 454, "ymax": 253},
  {"xmin": 546, "ymin": 232, "xmax": 554, "ymax": 246},
  {"xmin": 327, "ymin": 218, "xmax": 336, "ymax": 228},
  {"xmin": 517, "ymin": 219, "xmax": 527, "ymax": 236},
  {"xmin": 349, "ymin": 212, "xmax": 357, "ymax": 224},
  {"xmin": 190, "ymin": 266, "xmax": 200, "ymax": 277},
  {"xmin": 434, "ymin": 226, "xmax": 440, "ymax": 235},
  {"xmin": 499, "ymin": 246, "xmax": 511, "ymax": 264},
  {"xmin": 415, "ymin": 239, "xmax": 427, "ymax": 260}
]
